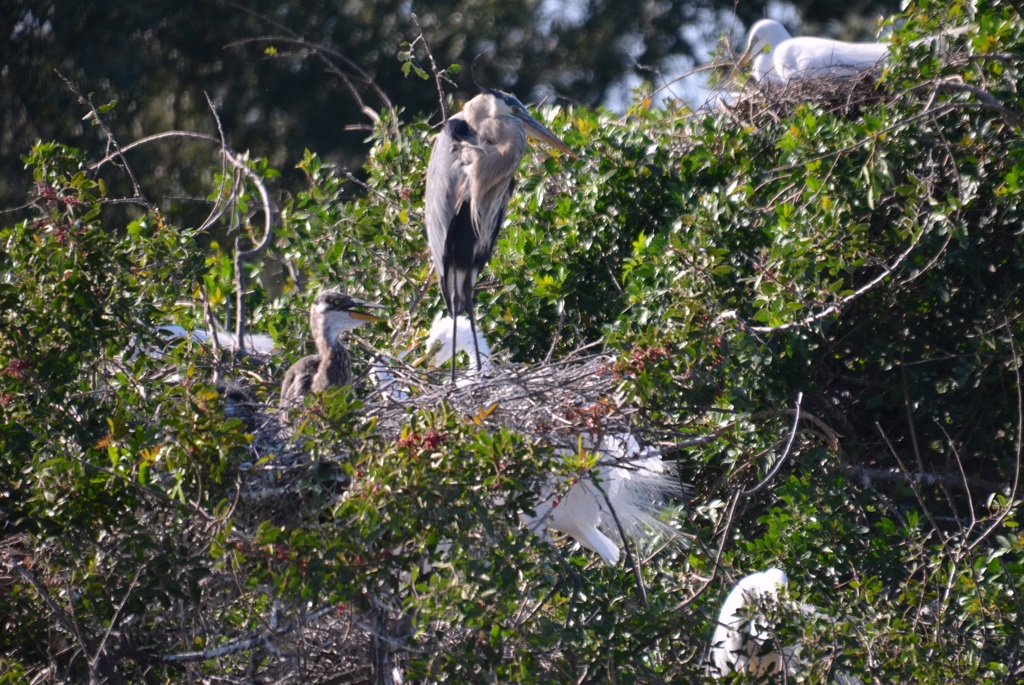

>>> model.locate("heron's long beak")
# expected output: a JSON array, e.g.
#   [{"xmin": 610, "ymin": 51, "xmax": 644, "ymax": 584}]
[
  {"xmin": 348, "ymin": 310, "xmax": 386, "ymax": 323},
  {"xmin": 515, "ymin": 111, "xmax": 577, "ymax": 158},
  {"xmin": 346, "ymin": 297, "xmax": 387, "ymax": 323}
]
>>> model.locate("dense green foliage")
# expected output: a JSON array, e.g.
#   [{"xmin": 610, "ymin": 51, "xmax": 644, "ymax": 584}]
[
  {"xmin": 4, "ymin": 0, "xmax": 1024, "ymax": 682},
  {"xmin": 2, "ymin": 0, "xmax": 905, "ymax": 221}
]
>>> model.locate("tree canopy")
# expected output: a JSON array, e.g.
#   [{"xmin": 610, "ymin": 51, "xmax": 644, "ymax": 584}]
[
  {"xmin": 1, "ymin": 0, "xmax": 904, "ymax": 215},
  {"xmin": 3, "ymin": 0, "xmax": 1024, "ymax": 682}
]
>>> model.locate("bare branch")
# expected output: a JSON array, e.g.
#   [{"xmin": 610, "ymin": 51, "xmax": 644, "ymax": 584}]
[
  {"xmin": 410, "ymin": 13, "xmax": 449, "ymax": 122},
  {"xmin": 731, "ymin": 226, "xmax": 925, "ymax": 335},
  {"xmin": 57, "ymin": 70, "xmax": 152, "ymax": 209},
  {"xmin": 224, "ymin": 33, "xmax": 394, "ymax": 124},
  {"xmin": 159, "ymin": 604, "xmax": 337, "ymax": 664}
]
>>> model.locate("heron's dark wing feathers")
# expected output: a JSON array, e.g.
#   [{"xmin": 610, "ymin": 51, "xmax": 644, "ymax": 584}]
[
  {"xmin": 441, "ymin": 200, "xmax": 477, "ymax": 315},
  {"xmin": 280, "ymin": 354, "xmax": 318, "ymax": 408},
  {"xmin": 425, "ymin": 114, "xmax": 478, "ymax": 306},
  {"xmin": 448, "ymin": 117, "xmax": 475, "ymax": 143}
]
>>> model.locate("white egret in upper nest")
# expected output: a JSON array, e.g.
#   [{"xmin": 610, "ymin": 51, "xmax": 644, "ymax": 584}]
[{"xmin": 740, "ymin": 19, "xmax": 889, "ymax": 83}]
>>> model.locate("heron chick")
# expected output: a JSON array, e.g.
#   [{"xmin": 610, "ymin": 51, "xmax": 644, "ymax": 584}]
[
  {"xmin": 279, "ymin": 291, "xmax": 385, "ymax": 408},
  {"xmin": 424, "ymin": 88, "xmax": 574, "ymax": 381}
]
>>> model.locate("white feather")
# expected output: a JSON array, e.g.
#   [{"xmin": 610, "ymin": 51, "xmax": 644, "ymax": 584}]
[
  {"xmin": 425, "ymin": 313, "xmax": 494, "ymax": 381},
  {"xmin": 710, "ymin": 568, "xmax": 792, "ymax": 677},
  {"xmin": 155, "ymin": 325, "xmax": 276, "ymax": 355},
  {"xmin": 745, "ymin": 19, "xmax": 889, "ymax": 83},
  {"xmin": 521, "ymin": 432, "xmax": 679, "ymax": 566}
]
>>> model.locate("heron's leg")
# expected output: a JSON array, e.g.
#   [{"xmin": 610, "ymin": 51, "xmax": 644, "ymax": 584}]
[
  {"xmin": 468, "ymin": 306, "xmax": 482, "ymax": 373},
  {"xmin": 450, "ymin": 311, "xmax": 458, "ymax": 384}
]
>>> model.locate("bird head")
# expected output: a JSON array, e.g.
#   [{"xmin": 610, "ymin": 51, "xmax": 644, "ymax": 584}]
[
  {"xmin": 746, "ymin": 19, "xmax": 792, "ymax": 57},
  {"xmin": 731, "ymin": 567, "xmax": 789, "ymax": 616},
  {"xmin": 736, "ymin": 19, "xmax": 793, "ymax": 73},
  {"xmin": 479, "ymin": 88, "xmax": 576, "ymax": 157},
  {"xmin": 312, "ymin": 290, "xmax": 385, "ymax": 343},
  {"xmin": 421, "ymin": 313, "xmax": 493, "ymax": 372}
]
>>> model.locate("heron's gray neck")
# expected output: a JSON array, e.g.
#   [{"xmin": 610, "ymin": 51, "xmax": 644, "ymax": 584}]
[{"xmin": 312, "ymin": 338, "xmax": 352, "ymax": 391}]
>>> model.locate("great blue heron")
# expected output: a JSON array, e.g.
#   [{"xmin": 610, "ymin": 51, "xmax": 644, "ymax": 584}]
[
  {"xmin": 279, "ymin": 290, "xmax": 385, "ymax": 408},
  {"xmin": 424, "ymin": 88, "xmax": 574, "ymax": 381},
  {"xmin": 739, "ymin": 19, "xmax": 889, "ymax": 83}
]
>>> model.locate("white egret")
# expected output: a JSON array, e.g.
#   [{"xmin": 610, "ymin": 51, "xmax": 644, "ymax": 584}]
[
  {"xmin": 710, "ymin": 569, "xmax": 865, "ymax": 683},
  {"xmin": 368, "ymin": 354, "xmax": 413, "ymax": 402},
  {"xmin": 155, "ymin": 324, "xmax": 276, "ymax": 356},
  {"xmin": 422, "ymin": 312, "xmax": 495, "ymax": 383},
  {"xmin": 710, "ymin": 568, "xmax": 796, "ymax": 677},
  {"xmin": 521, "ymin": 434, "xmax": 675, "ymax": 565},
  {"xmin": 424, "ymin": 315, "xmax": 679, "ymax": 565},
  {"xmin": 741, "ymin": 19, "xmax": 889, "ymax": 84}
]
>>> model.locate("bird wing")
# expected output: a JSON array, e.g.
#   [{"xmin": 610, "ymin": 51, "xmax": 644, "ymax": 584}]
[
  {"xmin": 279, "ymin": 354, "xmax": 317, "ymax": 408},
  {"xmin": 552, "ymin": 475, "xmax": 622, "ymax": 564},
  {"xmin": 775, "ymin": 37, "xmax": 889, "ymax": 80},
  {"xmin": 425, "ymin": 115, "xmax": 477, "ymax": 314}
]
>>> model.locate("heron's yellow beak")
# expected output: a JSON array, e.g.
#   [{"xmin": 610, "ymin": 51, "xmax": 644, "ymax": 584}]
[
  {"xmin": 728, "ymin": 47, "xmax": 756, "ymax": 82},
  {"xmin": 516, "ymin": 112, "xmax": 578, "ymax": 159},
  {"xmin": 348, "ymin": 310, "xmax": 386, "ymax": 323}
]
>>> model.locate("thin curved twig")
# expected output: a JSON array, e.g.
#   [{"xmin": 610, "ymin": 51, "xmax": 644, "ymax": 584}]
[
  {"xmin": 742, "ymin": 392, "xmax": 803, "ymax": 496},
  {"xmin": 411, "ymin": 13, "xmax": 449, "ymax": 123}
]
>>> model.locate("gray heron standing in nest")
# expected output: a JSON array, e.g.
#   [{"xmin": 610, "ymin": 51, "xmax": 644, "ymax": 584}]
[
  {"xmin": 424, "ymin": 88, "xmax": 574, "ymax": 381},
  {"xmin": 280, "ymin": 290, "xmax": 385, "ymax": 408}
]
